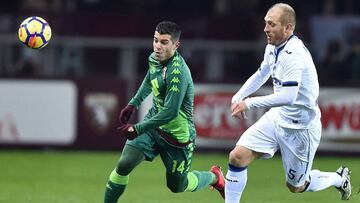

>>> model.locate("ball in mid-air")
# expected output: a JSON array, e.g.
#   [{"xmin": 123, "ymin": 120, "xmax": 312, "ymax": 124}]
[{"xmin": 18, "ymin": 16, "xmax": 52, "ymax": 49}]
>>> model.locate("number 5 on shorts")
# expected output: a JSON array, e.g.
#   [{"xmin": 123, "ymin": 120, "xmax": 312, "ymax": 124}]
[{"xmin": 288, "ymin": 168, "xmax": 304, "ymax": 183}]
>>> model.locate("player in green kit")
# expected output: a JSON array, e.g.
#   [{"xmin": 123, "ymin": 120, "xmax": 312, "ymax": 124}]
[{"xmin": 104, "ymin": 21, "xmax": 225, "ymax": 203}]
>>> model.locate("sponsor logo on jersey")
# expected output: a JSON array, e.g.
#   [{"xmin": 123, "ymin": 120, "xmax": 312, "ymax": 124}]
[
  {"xmin": 272, "ymin": 77, "xmax": 282, "ymax": 86},
  {"xmin": 171, "ymin": 77, "xmax": 180, "ymax": 83},
  {"xmin": 170, "ymin": 85, "xmax": 179, "ymax": 92},
  {"xmin": 171, "ymin": 68, "xmax": 181, "ymax": 75},
  {"xmin": 173, "ymin": 61, "xmax": 180, "ymax": 67}
]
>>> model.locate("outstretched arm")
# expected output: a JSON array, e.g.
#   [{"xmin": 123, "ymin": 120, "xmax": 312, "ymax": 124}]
[
  {"xmin": 128, "ymin": 71, "xmax": 152, "ymax": 108},
  {"xmin": 133, "ymin": 69, "xmax": 188, "ymax": 135},
  {"xmin": 232, "ymin": 60, "xmax": 271, "ymax": 104}
]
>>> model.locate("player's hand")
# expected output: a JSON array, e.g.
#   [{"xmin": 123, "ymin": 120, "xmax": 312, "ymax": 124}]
[
  {"xmin": 117, "ymin": 124, "xmax": 138, "ymax": 140},
  {"xmin": 231, "ymin": 101, "xmax": 248, "ymax": 119},
  {"xmin": 118, "ymin": 105, "xmax": 136, "ymax": 125},
  {"xmin": 231, "ymin": 103, "xmax": 238, "ymax": 112}
]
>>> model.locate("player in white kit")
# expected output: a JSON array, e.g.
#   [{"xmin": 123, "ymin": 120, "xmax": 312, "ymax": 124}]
[{"xmin": 224, "ymin": 3, "xmax": 352, "ymax": 203}]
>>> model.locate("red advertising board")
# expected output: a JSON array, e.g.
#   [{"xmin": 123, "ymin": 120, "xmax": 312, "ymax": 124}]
[
  {"xmin": 193, "ymin": 84, "xmax": 360, "ymax": 151},
  {"xmin": 194, "ymin": 92, "xmax": 266, "ymax": 140}
]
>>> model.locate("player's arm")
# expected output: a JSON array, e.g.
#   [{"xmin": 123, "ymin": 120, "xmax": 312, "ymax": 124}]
[
  {"xmin": 128, "ymin": 70, "xmax": 152, "ymax": 108},
  {"xmin": 232, "ymin": 46, "xmax": 272, "ymax": 104},
  {"xmin": 244, "ymin": 54, "xmax": 301, "ymax": 109},
  {"xmin": 133, "ymin": 69, "xmax": 187, "ymax": 135},
  {"xmin": 232, "ymin": 61, "xmax": 271, "ymax": 104}
]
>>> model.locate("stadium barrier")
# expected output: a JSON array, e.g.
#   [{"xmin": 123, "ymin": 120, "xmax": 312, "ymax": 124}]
[
  {"xmin": 0, "ymin": 77, "xmax": 128, "ymax": 150},
  {"xmin": 140, "ymin": 84, "xmax": 360, "ymax": 153},
  {"xmin": 1, "ymin": 80, "xmax": 360, "ymax": 153}
]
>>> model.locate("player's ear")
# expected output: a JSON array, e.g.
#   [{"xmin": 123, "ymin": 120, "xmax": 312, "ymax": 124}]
[
  {"xmin": 286, "ymin": 23, "xmax": 294, "ymax": 32},
  {"xmin": 173, "ymin": 41, "xmax": 180, "ymax": 51}
]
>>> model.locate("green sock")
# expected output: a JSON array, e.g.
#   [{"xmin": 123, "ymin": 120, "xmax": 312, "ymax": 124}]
[
  {"xmin": 104, "ymin": 170, "xmax": 129, "ymax": 203},
  {"xmin": 104, "ymin": 181, "xmax": 126, "ymax": 203},
  {"xmin": 185, "ymin": 171, "xmax": 216, "ymax": 192}
]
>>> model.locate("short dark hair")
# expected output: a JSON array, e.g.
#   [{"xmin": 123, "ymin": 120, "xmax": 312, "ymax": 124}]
[{"xmin": 155, "ymin": 21, "xmax": 181, "ymax": 42}]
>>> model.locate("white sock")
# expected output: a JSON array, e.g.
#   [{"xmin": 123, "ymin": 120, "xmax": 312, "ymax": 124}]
[
  {"xmin": 225, "ymin": 165, "xmax": 247, "ymax": 203},
  {"xmin": 306, "ymin": 169, "xmax": 343, "ymax": 192}
]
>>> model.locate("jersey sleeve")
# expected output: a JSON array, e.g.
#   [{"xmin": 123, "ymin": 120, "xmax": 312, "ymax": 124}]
[
  {"xmin": 129, "ymin": 70, "xmax": 152, "ymax": 108},
  {"xmin": 245, "ymin": 52, "xmax": 302, "ymax": 109},
  {"xmin": 134, "ymin": 67, "xmax": 188, "ymax": 135},
  {"xmin": 280, "ymin": 52, "xmax": 303, "ymax": 85}
]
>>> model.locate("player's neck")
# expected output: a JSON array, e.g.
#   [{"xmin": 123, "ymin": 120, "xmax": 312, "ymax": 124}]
[
  {"xmin": 275, "ymin": 34, "xmax": 295, "ymax": 48},
  {"xmin": 160, "ymin": 51, "xmax": 177, "ymax": 65}
]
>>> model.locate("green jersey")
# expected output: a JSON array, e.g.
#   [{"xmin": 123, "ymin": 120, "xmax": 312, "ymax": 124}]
[{"xmin": 129, "ymin": 51, "xmax": 196, "ymax": 143}]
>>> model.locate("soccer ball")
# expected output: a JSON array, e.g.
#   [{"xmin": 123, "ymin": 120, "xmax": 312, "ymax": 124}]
[{"xmin": 18, "ymin": 16, "xmax": 52, "ymax": 49}]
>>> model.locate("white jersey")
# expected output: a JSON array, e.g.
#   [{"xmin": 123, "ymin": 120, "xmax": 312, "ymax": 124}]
[{"xmin": 232, "ymin": 35, "xmax": 321, "ymax": 129}]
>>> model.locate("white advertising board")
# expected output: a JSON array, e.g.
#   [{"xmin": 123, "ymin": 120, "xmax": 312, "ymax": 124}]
[{"xmin": 0, "ymin": 80, "xmax": 77, "ymax": 145}]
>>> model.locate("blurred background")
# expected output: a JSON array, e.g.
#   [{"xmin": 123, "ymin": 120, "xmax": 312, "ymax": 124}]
[
  {"xmin": 1, "ymin": 0, "xmax": 360, "ymax": 151},
  {"xmin": 0, "ymin": 1, "xmax": 360, "ymax": 203},
  {"xmin": 0, "ymin": 0, "xmax": 359, "ymax": 151},
  {"xmin": 1, "ymin": 0, "xmax": 359, "ymax": 83}
]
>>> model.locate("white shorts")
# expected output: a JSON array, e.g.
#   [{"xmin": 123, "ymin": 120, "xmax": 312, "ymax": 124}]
[{"xmin": 237, "ymin": 111, "xmax": 321, "ymax": 187}]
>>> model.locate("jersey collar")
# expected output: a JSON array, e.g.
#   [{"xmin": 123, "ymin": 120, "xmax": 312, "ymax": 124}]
[
  {"xmin": 160, "ymin": 51, "xmax": 179, "ymax": 66},
  {"xmin": 274, "ymin": 34, "xmax": 296, "ymax": 62}
]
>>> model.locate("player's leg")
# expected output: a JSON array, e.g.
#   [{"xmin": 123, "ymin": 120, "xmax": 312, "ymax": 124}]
[
  {"xmin": 279, "ymin": 121, "xmax": 351, "ymax": 199},
  {"xmin": 334, "ymin": 166, "xmax": 352, "ymax": 200},
  {"xmin": 209, "ymin": 165, "xmax": 225, "ymax": 198},
  {"xmin": 300, "ymin": 166, "xmax": 351, "ymax": 200},
  {"xmin": 295, "ymin": 121, "xmax": 351, "ymax": 199},
  {"xmin": 226, "ymin": 112, "xmax": 278, "ymax": 203},
  {"xmin": 158, "ymin": 140, "xmax": 217, "ymax": 194},
  {"xmin": 278, "ymin": 124, "xmax": 318, "ymax": 193},
  {"xmin": 104, "ymin": 132, "xmax": 158, "ymax": 203},
  {"xmin": 104, "ymin": 144, "xmax": 145, "ymax": 203},
  {"xmin": 226, "ymin": 146, "xmax": 257, "ymax": 203}
]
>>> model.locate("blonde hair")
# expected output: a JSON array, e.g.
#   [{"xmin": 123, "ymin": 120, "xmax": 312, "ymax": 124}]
[{"xmin": 270, "ymin": 3, "xmax": 296, "ymax": 30}]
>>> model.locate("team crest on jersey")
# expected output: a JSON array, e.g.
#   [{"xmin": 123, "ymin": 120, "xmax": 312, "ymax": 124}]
[{"xmin": 149, "ymin": 64, "xmax": 156, "ymax": 74}]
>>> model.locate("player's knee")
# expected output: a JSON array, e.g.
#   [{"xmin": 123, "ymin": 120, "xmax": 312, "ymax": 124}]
[
  {"xmin": 286, "ymin": 182, "xmax": 305, "ymax": 193},
  {"xmin": 166, "ymin": 172, "xmax": 188, "ymax": 193},
  {"xmin": 229, "ymin": 148, "xmax": 241, "ymax": 164},
  {"xmin": 229, "ymin": 147, "xmax": 253, "ymax": 166},
  {"xmin": 116, "ymin": 156, "xmax": 143, "ymax": 175},
  {"xmin": 167, "ymin": 182, "xmax": 185, "ymax": 193},
  {"xmin": 116, "ymin": 162, "xmax": 131, "ymax": 175},
  {"xmin": 115, "ymin": 165, "xmax": 131, "ymax": 176}
]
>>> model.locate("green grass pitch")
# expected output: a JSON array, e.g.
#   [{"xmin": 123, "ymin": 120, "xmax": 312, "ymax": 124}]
[{"xmin": 0, "ymin": 150, "xmax": 358, "ymax": 203}]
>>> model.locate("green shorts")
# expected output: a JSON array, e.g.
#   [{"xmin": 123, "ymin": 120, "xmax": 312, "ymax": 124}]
[{"xmin": 126, "ymin": 129, "xmax": 195, "ymax": 176}]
